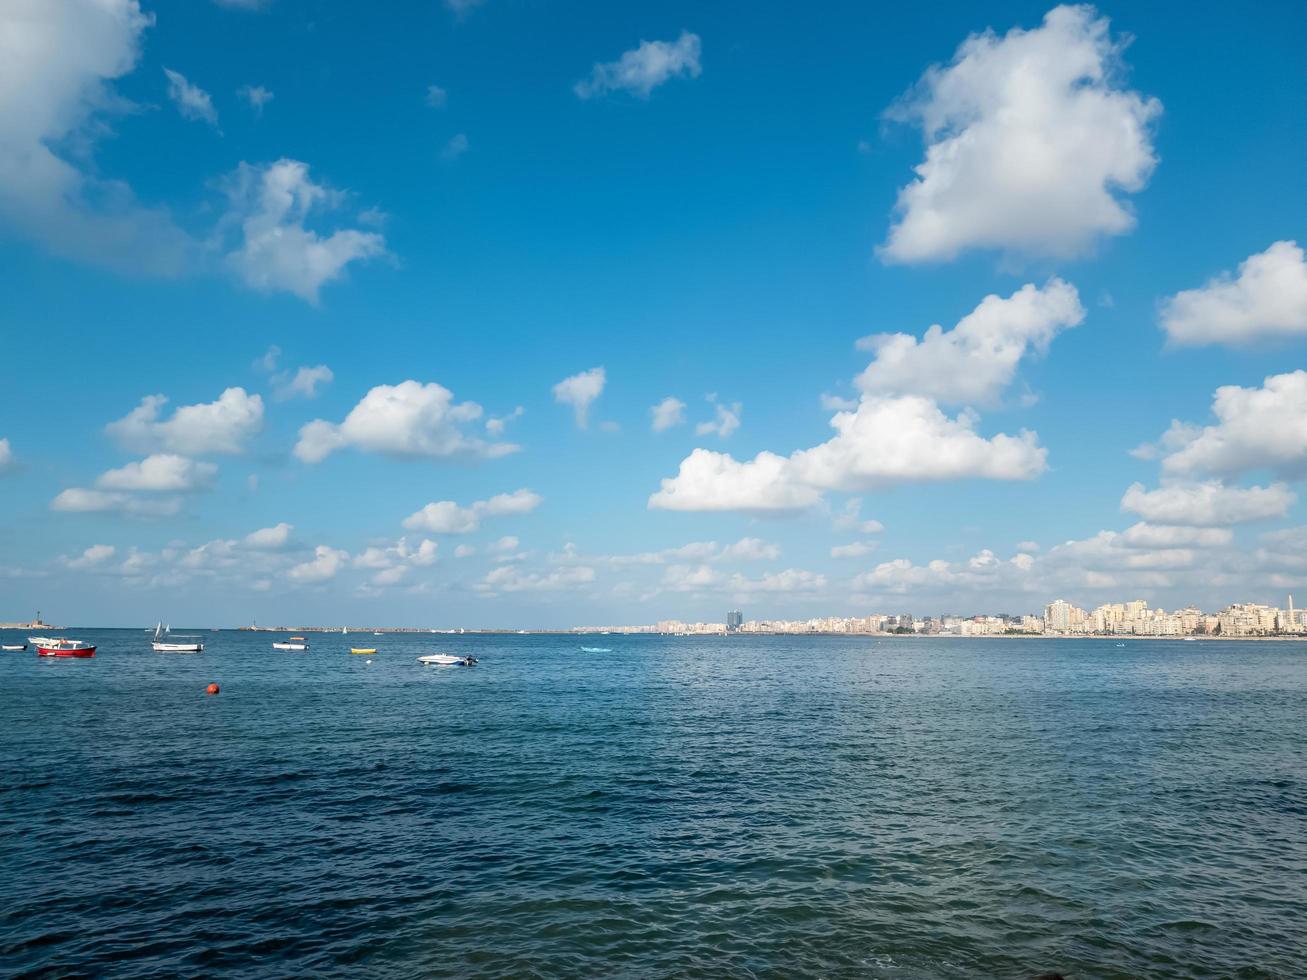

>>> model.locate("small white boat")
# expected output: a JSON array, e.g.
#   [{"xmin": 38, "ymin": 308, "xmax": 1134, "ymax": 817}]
[
  {"xmin": 273, "ymin": 636, "xmax": 310, "ymax": 651},
  {"xmin": 2, "ymin": 644, "xmax": 27, "ymax": 651},
  {"xmin": 152, "ymin": 623, "xmax": 204, "ymax": 652},
  {"xmin": 417, "ymin": 653, "xmax": 477, "ymax": 667}
]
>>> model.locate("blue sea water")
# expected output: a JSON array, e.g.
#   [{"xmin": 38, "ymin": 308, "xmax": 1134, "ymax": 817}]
[{"xmin": 2, "ymin": 630, "xmax": 1305, "ymax": 978}]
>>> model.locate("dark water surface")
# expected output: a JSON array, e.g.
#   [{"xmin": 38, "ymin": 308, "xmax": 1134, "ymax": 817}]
[{"xmin": 2, "ymin": 631, "xmax": 1305, "ymax": 978}]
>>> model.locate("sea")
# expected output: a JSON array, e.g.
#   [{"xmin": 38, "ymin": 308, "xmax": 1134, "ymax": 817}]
[{"xmin": 2, "ymin": 630, "xmax": 1305, "ymax": 978}]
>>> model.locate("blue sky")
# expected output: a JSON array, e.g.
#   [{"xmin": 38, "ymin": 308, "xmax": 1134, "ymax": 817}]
[{"xmin": 2, "ymin": 0, "xmax": 1306, "ymax": 627}]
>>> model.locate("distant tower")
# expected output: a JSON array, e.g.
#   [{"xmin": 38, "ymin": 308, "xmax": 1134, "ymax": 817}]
[
  {"xmin": 1290, "ymin": 594, "xmax": 1296, "ymax": 632},
  {"xmin": 727, "ymin": 610, "xmax": 743, "ymax": 631}
]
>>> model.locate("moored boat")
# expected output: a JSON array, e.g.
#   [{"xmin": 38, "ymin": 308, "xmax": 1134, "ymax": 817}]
[
  {"xmin": 273, "ymin": 635, "xmax": 310, "ymax": 651},
  {"xmin": 417, "ymin": 653, "xmax": 477, "ymax": 666},
  {"xmin": 152, "ymin": 623, "xmax": 204, "ymax": 652},
  {"xmin": 37, "ymin": 639, "xmax": 96, "ymax": 658},
  {"xmin": 350, "ymin": 647, "xmax": 377, "ymax": 655},
  {"xmin": 2, "ymin": 643, "xmax": 27, "ymax": 651}
]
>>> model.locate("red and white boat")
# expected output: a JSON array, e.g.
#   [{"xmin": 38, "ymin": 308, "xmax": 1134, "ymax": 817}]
[{"xmin": 36, "ymin": 639, "xmax": 96, "ymax": 658}]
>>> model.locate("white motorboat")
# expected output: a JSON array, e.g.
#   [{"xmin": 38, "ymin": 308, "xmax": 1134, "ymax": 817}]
[
  {"xmin": 152, "ymin": 622, "xmax": 204, "ymax": 652},
  {"xmin": 2, "ymin": 644, "xmax": 27, "ymax": 651},
  {"xmin": 273, "ymin": 636, "xmax": 310, "ymax": 651},
  {"xmin": 417, "ymin": 653, "xmax": 477, "ymax": 666}
]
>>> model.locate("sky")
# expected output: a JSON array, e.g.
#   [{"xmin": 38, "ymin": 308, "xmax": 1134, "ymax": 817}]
[{"xmin": 2, "ymin": 0, "xmax": 1306, "ymax": 628}]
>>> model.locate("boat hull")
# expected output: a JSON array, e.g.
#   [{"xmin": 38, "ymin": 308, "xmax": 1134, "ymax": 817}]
[
  {"xmin": 153, "ymin": 643, "xmax": 204, "ymax": 652},
  {"xmin": 350, "ymin": 648, "xmax": 377, "ymax": 655},
  {"xmin": 272, "ymin": 643, "xmax": 308, "ymax": 651},
  {"xmin": 418, "ymin": 654, "xmax": 477, "ymax": 666},
  {"xmin": 37, "ymin": 645, "xmax": 95, "ymax": 658}
]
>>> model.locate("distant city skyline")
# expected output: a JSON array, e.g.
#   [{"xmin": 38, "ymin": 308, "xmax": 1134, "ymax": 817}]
[
  {"xmin": 2, "ymin": 2, "xmax": 1306, "ymax": 627},
  {"xmin": 574, "ymin": 595, "xmax": 1306, "ymax": 638}
]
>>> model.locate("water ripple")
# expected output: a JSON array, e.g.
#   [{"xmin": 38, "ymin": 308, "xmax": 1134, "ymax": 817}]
[{"xmin": 1, "ymin": 631, "xmax": 1305, "ymax": 977}]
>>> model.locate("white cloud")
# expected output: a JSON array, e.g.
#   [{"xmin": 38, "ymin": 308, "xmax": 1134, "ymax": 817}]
[
  {"xmin": 490, "ymin": 535, "xmax": 521, "ymax": 556},
  {"xmin": 728, "ymin": 568, "xmax": 828, "ymax": 595},
  {"xmin": 295, "ymin": 381, "xmax": 517, "ymax": 463},
  {"xmin": 649, "ymin": 449, "xmax": 823, "ymax": 513},
  {"xmin": 243, "ymin": 522, "xmax": 293, "ymax": 550},
  {"xmin": 658, "ymin": 279, "xmax": 1075, "ymax": 513},
  {"xmin": 831, "ymin": 541, "xmax": 877, "ymax": 559},
  {"xmin": 720, "ymin": 537, "xmax": 781, "ymax": 562},
  {"xmin": 50, "ymin": 488, "xmax": 181, "ymax": 517},
  {"xmin": 792, "ymin": 396, "xmax": 1046, "ymax": 490},
  {"xmin": 486, "ymin": 406, "xmax": 523, "ymax": 437},
  {"xmin": 107, "ymin": 388, "xmax": 264, "ymax": 455},
  {"xmin": 1161, "ymin": 241, "xmax": 1307, "ymax": 347},
  {"xmin": 853, "ymin": 550, "xmax": 1037, "ymax": 596},
  {"xmin": 478, "ymin": 564, "xmax": 596, "ymax": 594},
  {"xmin": 163, "ymin": 67, "xmax": 218, "ymax": 127},
  {"xmin": 881, "ymin": 5, "xmax": 1160, "ymax": 263},
  {"xmin": 650, "ymin": 396, "xmax": 686, "ymax": 432},
  {"xmin": 856, "ymin": 279, "xmax": 1084, "ymax": 406},
  {"xmin": 695, "ymin": 397, "xmax": 742, "ymax": 438},
  {"xmin": 832, "ymin": 499, "xmax": 884, "ymax": 534},
  {"xmin": 1155, "ymin": 371, "xmax": 1307, "ymax": 478},
  {"xmin": 440, "ymin": 133, "xmax": 469, "ymax": 161},
  {"xmin": 453, "ymin": 544, "xmax": 475, "ymax": 558},
  {"xmin": 273, "ymin": 364, "xmax": 333, "ymax": 400},
  {"xmin": 402, "ymin": 488, "xmax": 542, "ymax": 534},
  {"xmin": 0, "ymin": 0, "xmax": 194, "ymax": 275},
  {"xmin": 288, "ymin": 545, "xmax": 349, "ymax": 583},
  {"xmin": 658, "ymin": 563, "xmax": 722, "ymax": 592},
  {"xmin": 254, "ymin": 345, "xmax": 281, "ymax": 372},
  {"xmin": 1118, "ymin": 523, "xmax": 1233, "ymax": 549},
  {"xmin": 96, "ymin": 454, "xmax": 217, "ymax": 492},
  {"xmin": 220, "ymin": 159, "xmax": 386, "ymax": 303},
  {"xmin": 1120, "ymin": 481, "xmax": 1294, "ymax": 527},
  {"xmin": 0, "ymin": 438, "xmax": 15, "ymax": 474},
  {"xmin": 66, "ymin": 544, "xmax": 116, "ymax": 569},
  {"xmin": 353, "ymin": 537, "xmax": 439, "ymax": 585},
  {"xmin": 821, "ymin": 393, "xmax": 858, "ymax": 412},
  {"xmin": 597, "ymin": 537, "xmax": 780, "ymax": 566},
  {"xmin": 1256, "ymin": 527, "xmax": 1307, "ymax": 574},
  {"xmin": 574, "ymin": 31, "xmax": 702, "ymax": 100},
  {"xmin": 238, "ymin": 84, "xmax": 273, "ymax": 115},
  {"xmin": 553, "ymin": 367, "xmax": 606, "ymax": 429},
  {"xmin": 426, "ymin": 85, "xmax": 448, "ymax": 108}
]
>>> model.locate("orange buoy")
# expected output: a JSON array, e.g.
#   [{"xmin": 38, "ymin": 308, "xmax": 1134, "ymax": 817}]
[{"xmin": 206, "ymin": 682, "xmax": 220, "ymax": 696}]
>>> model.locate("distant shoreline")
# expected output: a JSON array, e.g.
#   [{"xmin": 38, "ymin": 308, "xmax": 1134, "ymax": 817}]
[{"xmin": 5, "ymin": 626, "xmax": 1305, "ymax": 641}]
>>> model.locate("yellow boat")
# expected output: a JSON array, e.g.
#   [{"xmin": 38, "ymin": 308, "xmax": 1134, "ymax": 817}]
[{"xmin": 350, "ymin": 647, "xmax": 377, "ymax": 655}]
